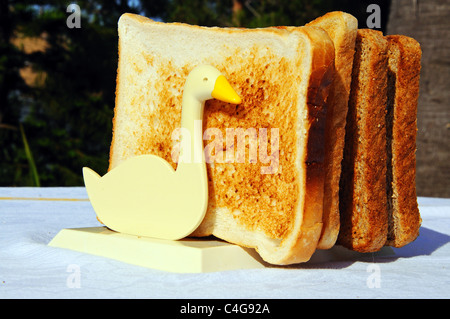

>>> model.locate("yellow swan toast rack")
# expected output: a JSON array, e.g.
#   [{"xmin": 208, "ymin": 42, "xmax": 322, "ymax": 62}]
[{"xmin": 82, "ymin": 65, "xmax": 241, "ymax": 240}]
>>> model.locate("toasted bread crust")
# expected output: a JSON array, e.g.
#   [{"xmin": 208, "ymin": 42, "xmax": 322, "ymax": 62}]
[
  {"xmin": 338, "ymin": 29, "xmax": 389, "ymax": 252},
  {"xmin": 109, "ymin": 32, "xmax": 121, "ymax": 172},
  {"xmin": 307, "ymin": 12, "xmax": 358, "ymax": 249},
  {"xmin": 385, "ymin": 35, "xmax": 422, "ymax": 247}
]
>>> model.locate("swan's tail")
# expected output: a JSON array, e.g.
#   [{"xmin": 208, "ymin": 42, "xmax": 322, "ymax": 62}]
[
  {"xmin": 82, "ymin": 167, "xmax": 103, "ymax": 224},
  {"xmin": 82, "ymin": 167, "xmax": 101, "ymax": 192}
]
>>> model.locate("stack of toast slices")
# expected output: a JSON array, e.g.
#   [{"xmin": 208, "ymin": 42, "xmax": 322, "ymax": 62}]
[
  {"xmin": 106, "ymin": 11, "xmax": 422, "ymax": 265},
  {"xmin": 338, "ymin": 29, "xmax": 422, "ymax": 252}
]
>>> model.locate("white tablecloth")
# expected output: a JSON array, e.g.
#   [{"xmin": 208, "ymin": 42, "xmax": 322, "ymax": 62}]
[{"xmin": 1, "ymin": 187, "xmax": 449, "ymax": 299}]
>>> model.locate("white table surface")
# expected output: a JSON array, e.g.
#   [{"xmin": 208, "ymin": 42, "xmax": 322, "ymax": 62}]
[{"xmin": 1, "ymin": 187, "xmax": 449, "ymax": 299}]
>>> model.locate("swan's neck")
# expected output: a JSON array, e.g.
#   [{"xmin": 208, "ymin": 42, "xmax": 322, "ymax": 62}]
[{"xmin": 177, "ymin": 95, "xmax": 206, "ymax": 170}]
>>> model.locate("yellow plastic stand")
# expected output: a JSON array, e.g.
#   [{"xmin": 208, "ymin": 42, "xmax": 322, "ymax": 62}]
[
  {"xmin": 48, "ymin": 227, "xmax": 395, "ymax": 273},
  {"xmin": 49, "ymin": 227, "xmax": 266, "ymax": 273}
]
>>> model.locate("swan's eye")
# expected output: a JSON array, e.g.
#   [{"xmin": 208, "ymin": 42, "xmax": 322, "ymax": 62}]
[{"xmin": 203, "ymin": 77, "xmax": 208, "ymax": 82}]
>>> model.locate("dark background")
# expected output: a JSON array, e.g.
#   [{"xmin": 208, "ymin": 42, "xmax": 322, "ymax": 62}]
[{"xmin": 1, "ymin": 0, "xmax": 448, "ymax": 197}]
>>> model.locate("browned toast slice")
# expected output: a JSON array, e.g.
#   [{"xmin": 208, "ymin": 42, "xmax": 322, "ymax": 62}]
[
  {"xmin": 307, "ymin": 11, "xmax": 358, "ymax": 249},
  {"xmin": 338, "ymin": 29, "xmax": 389, "ymax": 252},
  {"xmin": 385, "ymin": 35, "xmax": 422, "ymax": 247}
]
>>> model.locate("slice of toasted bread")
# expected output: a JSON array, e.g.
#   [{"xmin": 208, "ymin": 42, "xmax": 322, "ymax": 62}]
[
  {"xmin": 385, "ymin": 35, "xmax": 422, "ymax": 247},
  {"xmin": 110, "ymin": 13, "xmax": 335, "ymax": 264},
  {"xmin": 337, "ymin": 29, "xmax": 389, "ymax": 252},
  {"xmin": 307, "ymin": 11, "xmax": 358, "ymax": 249}
]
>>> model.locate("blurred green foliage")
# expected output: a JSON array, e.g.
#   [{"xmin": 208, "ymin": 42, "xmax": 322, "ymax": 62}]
[{"xmin": 0, "ymin": 0, "xmax": 390, "ymax": 186}]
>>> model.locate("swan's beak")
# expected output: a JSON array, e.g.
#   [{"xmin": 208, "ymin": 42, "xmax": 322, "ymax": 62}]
[{"xmin": 211, "ymin": 75, "xmax": 241, "ymax": 104}]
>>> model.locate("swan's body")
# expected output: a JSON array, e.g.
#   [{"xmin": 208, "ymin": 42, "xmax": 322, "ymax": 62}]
[{"xmin": 83, "ymin": 65, "xmax": 241, "ymax": 240}]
